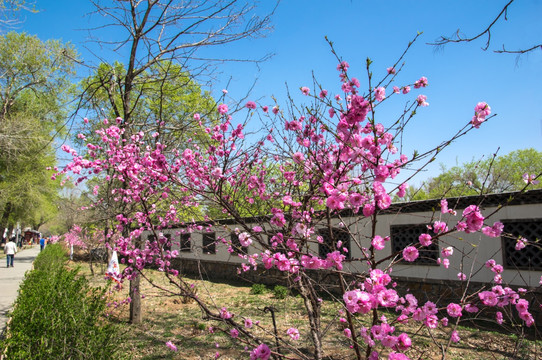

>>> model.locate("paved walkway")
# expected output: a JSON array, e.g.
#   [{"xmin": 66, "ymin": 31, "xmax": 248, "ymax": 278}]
[{"xmin": 0, "ymin": 245, "xmax": 40, "ymax": 337}]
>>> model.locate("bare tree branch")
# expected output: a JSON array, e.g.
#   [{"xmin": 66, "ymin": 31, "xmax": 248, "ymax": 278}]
[{"xmin": 428, "ymin": 0, "xmax": 541, "ymax": 56}]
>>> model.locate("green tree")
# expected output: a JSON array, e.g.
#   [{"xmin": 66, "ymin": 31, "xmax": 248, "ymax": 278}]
[
  {"xmin": 405, "ymin": 148, "xmax": 542, "ymax": 200},
  {"xmin": 0, "ymin": 32, "xmax": 77, "ymax": 234}
]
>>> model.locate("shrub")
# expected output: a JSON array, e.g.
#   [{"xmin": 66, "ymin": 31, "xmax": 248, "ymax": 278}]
[
  {"xmin": 273, "ymin": 285, "xmax": 288, "ymax": 299},
  {"xmin": 0, "ymin": 244, "xmax": 122, "ymax": 359},
  {"xmin": 250, "ymin": 283, "xmax": 267, "ymax": 295}
]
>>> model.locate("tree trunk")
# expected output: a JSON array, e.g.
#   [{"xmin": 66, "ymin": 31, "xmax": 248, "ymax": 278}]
[
  {"xmin": 129, "ymin": 272, "xmax": 141, "ymax": 324},
  {"xmin": 129, "ymin": 235, "xmax": 142, "ymax": 324}
]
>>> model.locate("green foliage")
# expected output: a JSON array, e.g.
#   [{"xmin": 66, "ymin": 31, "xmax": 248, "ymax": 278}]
[
  {"xmin": 250, "ymin": 283, "xmax": 267, "ymax": 295},
  {"xmin": 32, "ymin": 242, "xmax": 67, "ymax": 271},
  {"xmin": 0, "ymin": 32, "xmax": 77, "ymax": 231},
  {"xmin": 272, "ymin": 285, "xmax": 289, "ymax": 299},
  {"xmin": 0, "ymin": 244, "xmax": 122, "ymax": 360},
  {"xmin": 403, "ymin": 148, "xmax": 542, "ymax": 201}
]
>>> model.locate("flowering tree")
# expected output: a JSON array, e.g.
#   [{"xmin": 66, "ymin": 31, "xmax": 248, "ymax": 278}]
[{"xmin": 56, "ymin": 39, "xmax": 540, "ymax": 359}]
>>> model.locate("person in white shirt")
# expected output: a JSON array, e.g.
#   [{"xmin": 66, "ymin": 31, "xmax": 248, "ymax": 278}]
[{"xmin": 4, "ymin": 237, "xmax": 17, "ymax": 267}]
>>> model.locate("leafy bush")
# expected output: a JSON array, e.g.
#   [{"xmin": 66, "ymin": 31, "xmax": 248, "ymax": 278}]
[
  {"xmin": 273, "ymin": 285, "xmax": 289, "ymax": 299},
  {"xmin": 0, "ymin": 244, "xmax": 122, "ymax": 359},
  {"xmin": 250, "ymin": 283, "xmax": 267, "ymax": 295}
]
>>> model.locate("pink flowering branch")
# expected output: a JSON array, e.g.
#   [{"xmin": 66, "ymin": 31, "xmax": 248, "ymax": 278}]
[{"xmin": 55, "ymin": 38, "xmax": 540, "ymax": 359}]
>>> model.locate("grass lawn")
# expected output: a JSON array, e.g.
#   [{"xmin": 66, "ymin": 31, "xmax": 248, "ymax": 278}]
[{"xmin": 73, "ymin": 261, "xmax": 542, "ymax": 360}]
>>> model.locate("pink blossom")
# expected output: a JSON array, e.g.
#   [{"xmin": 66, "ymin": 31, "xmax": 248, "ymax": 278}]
[
  {"xmin": 447, "ymin": 303, "xmax": 463, "ymax": 318},
  {"xmin": 396, "ymin": 333, "xmax": 411, "ymax": 351},
  {"xmin": 363, "ymin": 203, "xmax": 375, "ymax": 217},
  {"xmin": 402, "ymin": 246, "xmax": 419, "ymax": 262},
  {"xmin": 244, "ymin": 318, "xmax": 253, "ymax": 328},
  {"xmin": 319, "ymin": 89, "xmax": 328, "ymax": 98},
  {"xmin": 193, "ymin": 113, "xmax": 200, "ymax": 120},
  {"xmin": 377, "ymin": 289, "xmax": 399, "ymax": 307},
  {"xmin": 292, "ymin": 151, "xmax": 305, "ymax": 164},
  {"xmin": 246, "ymin": 101, "xmax": 257, "ymax": 109},
  {"xmin": 337, "ymin": 61, "xmax": 349, "ymax": 72},
  {"xmin": 471, "ymin": 102, "xmax": 491, "ymax": 128},
  {"xmin": 211, "ymin": 167, "xmax": 223, "ymax": 178},
  {"xmin": 414, "ymin": 76, "xmax": 428, "ymax": 88},
  {"xmin": 482, "ymin": 222, "xmax": 504, "ymax": 238},
  {"xmin": 455, "ymin": 221, "xmax": 467, "ymax": 231},
  {"xmin": 457, "ymin": 272, "xmax": 467, "ymax": 281},
  {"xmin": 220, "ymin": 307, "xmax": 233, "ymax": 319},
  {"xmin": 519, "ymin": 310, "xmax": 534, "ymax": 327},
  {"xmin": 393, "ymin": 86, "xmax": 400, "ymax": 93},
  {"xmin": 424, "ymin": 314, "xmax": 439, "ymax": 328},
  {"xmin": 462, "ymin": 205, "xmax": 484, "ymax": 233},
  {"xmin": 450, "ymin": 330, "xmax": 460, "ymax": 343},
  {"xmin": 479, "ymin": 291, "xmax": 498, "ymax": 306},
  {"xmin": 165, "ymin": 341, "xmax": 177, "ymax": 351},
  {"xmin": 238, "ymin": 232, "xmax": 252, "ymax": 247},
  {"xmin": 343, "ymin": 328, "xmax": 352, "ymax": 338},
  {"xmin": 485, "ymin": 259, "xmax": 496, "ymax": 269},
  {"xmin": 326, "ymin": 195, "xmax": 345, "ymax": 210},
  {"xmin": 440, "ymin": 199, "xmax": 449, "ymax": 213},
  {"xmin": 441, "ymin": 247, "xmax": 453, "ymax": 258},
  {"xmin": 230, "ymin": 328, "xmax": 239, "ymax": 338},
  {"xmin": 287, "ymin": 327, "xmax": 300, "ymax": 340},
  {"xmin": 523, "ymin": 173, "xmax": 540, "ymax": 185},
  {"xmin": 250, "ymin": 343, "xmax": 271, "ymax": 360},
  {"xmin": 301, "ymin": 86, "xmax": 310, "ymax": 95},
  {"xmin": 496, "ymin": 311, "xmax": 503, "ymax": 325},
  {"xmin": 491, "ymin": 264, "xmax": 503, "ymax": 274},
  {"xmin": 402, "ymin": 86, "xmax": 410, "ymax": 94},
  {"xmin": 387, "ymin": 67, "xmax": 396, "ymax": 74},
  {"xmin": 515, "ymin": 237, "xmax": 527, "ymax": 250},
  {"xmin": 423, "ymin": 301, "xmax": 438, "ymax": 315},
  {"xmin": 418, "ymin": 234, "xmax": 432, "ymax": 247},
  {"xmin": 516, "ymin": 299, "xmax": 529, "ymax": 313},
  {"xmin": 372, "ymin": 235, "xmax": 386, "ymax": 250},
  {"xmin": 374, "ymin": 87, "xmax": 386, "ymax": 102},
  {"xmin": 272, "ymin": 106, "xmax": 279, "ymax": 114},
  {"xmin": 416, "ymin": 94, "xmax": 428, "ymax": 107},
  {"xmin": 381, "ymin": 335, "xmax": 398, "ymax": 348},
  {"xmin": 433, "ymin": 221, "xmax": 448, "ymax": 234},
  {"xmin": 217, "ymin": 104, "xmax": 229, "ymax": 114},
  {"xmin": 397, "ymin": 183, "xmax": 409, "ymax": 198}
]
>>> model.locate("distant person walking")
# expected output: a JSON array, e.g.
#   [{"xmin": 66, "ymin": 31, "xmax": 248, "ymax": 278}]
[
  {"xmin": 40, "ymin": 237, "xmax": 46, "ymax": 251},
  {"xmin": 4, "ymin": 237, "xmax": 17, "ymax": 267}
]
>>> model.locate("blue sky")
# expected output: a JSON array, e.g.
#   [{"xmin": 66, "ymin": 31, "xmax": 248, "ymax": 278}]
[{"xmin": 20, "ymin": 0, "xmax": 542, "ymax": 184}]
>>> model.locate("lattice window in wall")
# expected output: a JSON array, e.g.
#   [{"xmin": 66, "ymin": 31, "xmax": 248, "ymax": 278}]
[
  {"xmin": 180, "ymin": 233, "xmax": 191, "ymax": 252},
  {"xmin": 390, "ymin": 224, "xmax": 439, "ymax": 265},
  {"xmin": 202, "ymin": 233, "xmax": 216, "ymax": 255},
  {"xmin": 318, "ymin": 228, "xmax": 351, "ymax": 259},
  {"xmin": 502, "ymin": 219, "xmax": 542, "ymax": 270}
]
